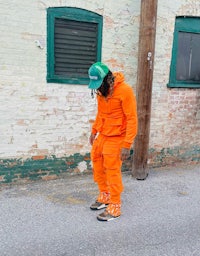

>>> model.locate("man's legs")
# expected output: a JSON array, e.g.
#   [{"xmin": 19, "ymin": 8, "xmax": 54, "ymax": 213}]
[
  {"xmin": 96, "ymin": 136, "xmax": 124, "ymax": 221},
  {"xmin": 90, "ymin": 134, "xmax": 110, "ymax": 209}
]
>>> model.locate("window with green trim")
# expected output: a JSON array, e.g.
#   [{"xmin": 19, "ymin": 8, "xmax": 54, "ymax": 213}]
[
  {"xmin": 168, "ymin": 16, "xmax": 200, "ymax": 88},
  {"xmin": 47, "ymin": 7, "xmax": 103, "ymax": 84}
]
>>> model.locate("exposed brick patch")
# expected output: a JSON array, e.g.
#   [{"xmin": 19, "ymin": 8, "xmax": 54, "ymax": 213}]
[
  {"xmin": 0, "ymin": 176, "xmax": 5, "ymax": 182},
  {"xmin": 39, "ymin": 95, "xmax": 48, "ymax": 101},
  {"xmin": 32, "ymin": 155, "xmax": 46, "ymax": 160},
  {"xmin": 16, "ymin": 119, "xmax": 27, "ymax": 126},
  {"xmin": 42, "ymin": 175, "xmax": 58, "ymax": 181}
]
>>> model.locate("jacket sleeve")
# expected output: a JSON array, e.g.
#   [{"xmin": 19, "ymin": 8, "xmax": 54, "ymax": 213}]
[
  {"xmin": 121, "ymin": 86, "xmax": 138, "ymax": 148},
  {"xmin": 91, "ymin": 114, "xmax": 100, "ymax": 135}
]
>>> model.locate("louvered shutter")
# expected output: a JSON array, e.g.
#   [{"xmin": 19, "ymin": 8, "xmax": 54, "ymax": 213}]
[{"xmin": 54, "ymin": 18, "xmax": 98, "ymax": 78}]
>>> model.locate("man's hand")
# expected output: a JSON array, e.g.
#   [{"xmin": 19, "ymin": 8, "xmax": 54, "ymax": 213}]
[
  {"xmin": 120, "ymin": 148, "xmax": 130, "ymax": 161},
  {"xmin": 89, "ymin": 133, "xmax": 96, "ymax": 145}
]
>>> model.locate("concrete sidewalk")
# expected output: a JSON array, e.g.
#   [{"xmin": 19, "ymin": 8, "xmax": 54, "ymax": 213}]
[{"xmin": 0, "ymin": 163, "xmax": 200, "ymax": 256}]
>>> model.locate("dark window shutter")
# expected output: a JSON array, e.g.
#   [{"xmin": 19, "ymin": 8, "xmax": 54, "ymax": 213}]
[
  {"xmin": 54, "ymin": 18, "xmax": 98, "ymax": 78},
  {"xmin": 176, "ymin": 31, "xmax": 200, "ymax": 82},
  {"xmin": 168, "ymin": 16, "xmax": 200, "ymax": 88}
]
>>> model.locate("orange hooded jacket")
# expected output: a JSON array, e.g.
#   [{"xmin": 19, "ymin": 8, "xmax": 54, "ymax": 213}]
[{"xmin": 91, "ymin": 72, "xmax": 138, "ymax": 149}]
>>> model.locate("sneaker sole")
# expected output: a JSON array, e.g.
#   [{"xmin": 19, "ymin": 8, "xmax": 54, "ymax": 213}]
[
  {"xmin": 97, "ymin": 215, "xmax": 120, "ymax": 221},
  {"xmin": 90, "ymin": 204, "xmax": 108, "ymax": 210}
]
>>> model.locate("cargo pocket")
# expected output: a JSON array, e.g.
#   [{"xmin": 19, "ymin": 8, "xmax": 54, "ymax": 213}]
[
  {"xmin": 103, "ymin": 118, "xmax": 122, "ymax": 136},
  {"xmin": 103, "ymin": 143, "xmax": 121, "ymax": 170}
]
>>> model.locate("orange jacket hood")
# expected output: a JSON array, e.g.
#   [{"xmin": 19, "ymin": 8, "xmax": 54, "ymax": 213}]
[{"xmin": 113, "ymin": 72, "xmax": 125, "ymax": 89}]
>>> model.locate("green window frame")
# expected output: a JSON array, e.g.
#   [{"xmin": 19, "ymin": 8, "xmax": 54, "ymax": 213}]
[
  {"xmin": 168, "ymin": 16, "xmax": 200, "ymax": 88},
  {"xmin": 47, "ymin": 7, "xmax": 103, "ymax": 84}
]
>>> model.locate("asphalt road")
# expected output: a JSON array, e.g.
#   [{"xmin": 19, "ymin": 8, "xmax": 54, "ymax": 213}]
[{"xmin": 0, "ymin": 163, "xmax": 200, "ymax": 256}]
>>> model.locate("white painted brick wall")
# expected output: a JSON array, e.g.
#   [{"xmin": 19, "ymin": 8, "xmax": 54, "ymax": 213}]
[
  {"xmin": 0, "ymin": 0, "xmax": 199, "ymax": 160},
  {"xmin": 0, "ymin": 0, "xmax": 140, "ymax": 159},
  {"xmin": 151, "ymin": 0, "xmax": 200, "ymax": 150}
]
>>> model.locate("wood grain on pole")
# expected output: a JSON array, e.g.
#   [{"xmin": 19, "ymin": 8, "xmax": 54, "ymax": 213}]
[{"xmin": 132, "ymin": 0, "xmax": 158, "ymax": 180}]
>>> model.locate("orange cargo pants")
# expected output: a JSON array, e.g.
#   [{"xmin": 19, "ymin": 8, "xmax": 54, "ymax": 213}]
[{"xmin": 91, "ymin": 133, "xmax": 124, "ymax": 205}]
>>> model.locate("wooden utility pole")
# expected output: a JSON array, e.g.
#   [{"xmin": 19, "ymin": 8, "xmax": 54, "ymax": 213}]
[{"xmin": 132, "ymin": 0, "xmax": 158, "ymax": 179}]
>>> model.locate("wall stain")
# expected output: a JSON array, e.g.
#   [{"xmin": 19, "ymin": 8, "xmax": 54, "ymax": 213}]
[{"xmin": 0, "ymin": 146, "xmax": 199, "ymax": 184}]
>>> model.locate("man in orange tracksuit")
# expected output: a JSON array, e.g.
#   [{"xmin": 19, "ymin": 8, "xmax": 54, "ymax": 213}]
[{"xmin": 88, "ymin": 62, "xmax": 138, "ymax": 221}]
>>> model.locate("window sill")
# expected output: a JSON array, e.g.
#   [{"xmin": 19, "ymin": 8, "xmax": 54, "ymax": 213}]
[{"xmin": 167, "ymin": 82, "xmax": 200, "ymax": 89}]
